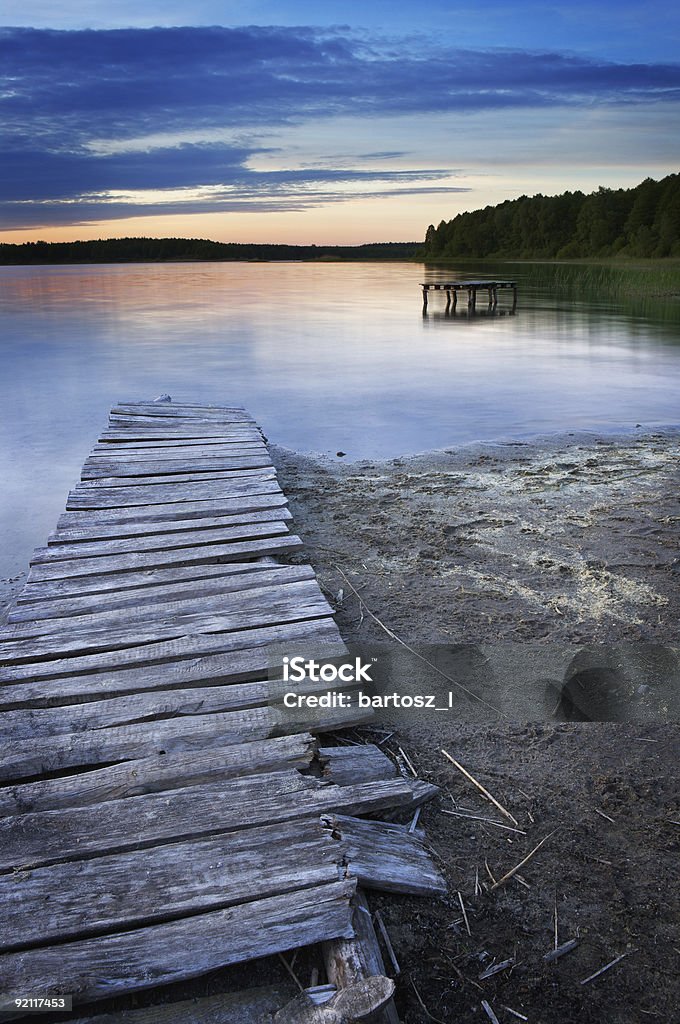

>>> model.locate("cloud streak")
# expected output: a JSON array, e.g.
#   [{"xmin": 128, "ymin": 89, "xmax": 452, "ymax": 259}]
[{"xmin": 1, "ymin": 25, "xmax": 679, "ymax": 230}]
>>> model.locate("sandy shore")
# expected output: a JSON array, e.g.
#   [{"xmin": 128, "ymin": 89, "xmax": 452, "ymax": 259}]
[{"xmin": 272, "ymin": 428, "xmax": 679, "ymax": 645}]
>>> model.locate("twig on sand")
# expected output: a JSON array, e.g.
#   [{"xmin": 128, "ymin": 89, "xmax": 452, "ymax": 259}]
[
  {"xmin": 594, "ymin": 808, "xmax": 615, "ymax": 823},
  {"xmin": 334, "ymin": 566, "xmax": 501, "ymax": 715},
  {"xmin": 440, "ymin": 808, "xmax": 525, "ymax": 834},
  {"xmin": 410, "ymin": 979, "xmax": 446, "ymax": 1023},
  {"xmin": 479, "ymin": 958, "xmax": 514, "ymax": 980},
  {"xmin": 374, "ymin": 910, "xmax": 401, "ymax": 976},
  {"xmin": 398, "ymin": 745, "xmax": 418, "ymax": 778},
  {"xmin": 489, "ymin": 831, "xmax": 557, "ymax": 892},
  {"xmin": 481, "ymin": 999, "xmax": 501, "ymax": 1024},
  {"xmin": 504, "ymin": 1008, "xmax": 529, "ymax": 1021},
  {"xmin": 544, "ymin": 939, "xmax": 578, "ymax": 962},
  {"xmin": 580, "ymin": 951, "xmax": 633, "ymax": 986},
  {"xmin": 458, "ymin": 891, "xmax": 472, "ymax": 936},
  {"xmin": 441, "ymin": 750, "xmax": 519, "ymax": 826},
  {"xmin": 278, "ymin": 952, "xmax": 304, "ymax": 992},
  {"xmin": 485, "ymin": 859, "xmax": 498, "ymax": 886}
]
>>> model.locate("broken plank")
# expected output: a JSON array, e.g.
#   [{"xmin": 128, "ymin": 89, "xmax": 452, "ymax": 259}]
[
  {"xmin": 0, "ymin": 818, "xmax": 344, "ymax": 951},
  {"xmin": 32, "ymin": 520, "xmax": 290, "ymax": 563},
  {"xmin": 0, "ymin": 579, "xmax": 331, "ymax": 658},
  {"xmin": 10, "ymin": 564, "xmax": 313, "ymax": 623},
  {"xmin": 0, "ymin": 733, "xmax": 316, "ymax": 816},
  {"xmin": 0, "ymin": 698, "xmax": 370, "ymax": 782},
  {"xmin": 324, "ymin": 890, "xmax": 400, "ymax": 1024},
  {"xmin": 324, "ymin": 814, "xmax": 447, "ymax": 897},
  {"xmin": 0, "ymin": 775, "xmax": 418, "ymax": 869},
  {"xmin": 321, "ymin": 745, "xmax": 398, "ymax": 787},
  {"xmin": 25, "ymin": 533, "xmax": 303, "ymax": 584},
  {"xmin": 0, "ymin": 881, "xmax": 356, "ymax": 1008}
]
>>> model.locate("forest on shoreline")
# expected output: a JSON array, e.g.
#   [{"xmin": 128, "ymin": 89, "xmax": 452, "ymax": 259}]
[
  {"xmin": 423, "ymin": 173, "xmax": 680, "ymax": 260},
  {"xmin": 0, "ymin": 237, "xmax": 419, "ymax": 265}
]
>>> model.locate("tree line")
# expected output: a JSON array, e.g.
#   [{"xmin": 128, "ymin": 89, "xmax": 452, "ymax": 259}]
[
  {"xmin": 422, "ymin": 173, "xmax": 680, "ymax": 260},
  {"xmin": 0, "ymin": 237, "xmax": 419, "ymax": 265}
]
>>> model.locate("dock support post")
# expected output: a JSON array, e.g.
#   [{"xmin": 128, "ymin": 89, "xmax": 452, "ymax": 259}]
[
  {"xmin": 452, "ymin": 289, "xmax": 457, "ymax": 310},
  {"xmin": 421, "ymin": 286, "xmax": 428, "ymax": 311},
  {"xmin": 468, "ymin": 287, "xmax": 476, "ymax": 311},
  {"xmin": 512, "ymin": 286, "xmax": 517, "ymax": 312}
]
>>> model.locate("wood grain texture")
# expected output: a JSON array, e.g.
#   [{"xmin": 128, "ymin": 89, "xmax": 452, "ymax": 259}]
[
  {"xmin": 0, "ymin": 617, "xmax": 344, "ymax": 684},
  {"xmin": 0, "ymin": 733, "xmax": 316, "ymax": 816},
  {"xmin": 1, "ymin": 818, "xmax": 344, "ymax": 950},
  {"xmin": 0, "ymin": 881, "xmax": 356, "ymax": 1006},
  {"xmin": 24, "ymin": 533, "xmax": 303, "ymax": 584},
  {"xmin": 0, "ymin": 775, "xmax": 417, "ymax": 869},
  {"xmin": 31, "ymin": 521, "xmax": 290, "ymax": 563},
  {"xmin": 324, "ymin": 814, "xmax": 447, "ymax": 896}
]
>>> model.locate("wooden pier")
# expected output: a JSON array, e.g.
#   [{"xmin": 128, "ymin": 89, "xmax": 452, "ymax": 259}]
[
  {"xmin": 421, "ymin": 280, "xmax": 517, "ymax": 311},
  {"xmin": 0, "ymin": 400, "xmax": 444, "ymax": 1023}
]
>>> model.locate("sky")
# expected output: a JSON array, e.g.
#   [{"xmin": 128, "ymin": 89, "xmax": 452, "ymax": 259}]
[{"xmin": 1, "ymin": 1, "xmax": 679, "ymax": 245}]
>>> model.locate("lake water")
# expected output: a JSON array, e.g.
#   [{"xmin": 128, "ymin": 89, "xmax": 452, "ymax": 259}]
[{"xmin": 1, "ymin": 259, "xmax": 679, "ymax": 578}]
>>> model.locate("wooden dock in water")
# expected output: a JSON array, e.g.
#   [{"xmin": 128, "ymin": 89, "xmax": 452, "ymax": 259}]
[
  {"xmin": 0, "ymin": 400, "xmax": 444, "ymax": 1023},
  {"xmin": 421, "ymin": 280, "xmax": 517, "ymax": 311}
]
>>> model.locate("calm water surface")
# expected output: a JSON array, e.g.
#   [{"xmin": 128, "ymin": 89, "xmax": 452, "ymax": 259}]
[{"xmin": 1, "ymin": 260, "xmax": 679, "ymax": 577}]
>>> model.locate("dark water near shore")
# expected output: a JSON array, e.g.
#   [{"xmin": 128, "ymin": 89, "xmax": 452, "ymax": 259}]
[{"xmin": 1, "ymin": 259, "xmax": 679, "ymax": 577}]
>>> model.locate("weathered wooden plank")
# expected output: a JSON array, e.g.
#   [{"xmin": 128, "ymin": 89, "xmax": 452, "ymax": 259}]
[
  {"xmin": 100, "ymin": 427, "xmax": 263, "ymax": 440},
  {"xmin": 0, "ymin": 775, "xmax": 417, "ymax": 869},
  {"xmin": 0, "ymin": 579, "xmax": 331, "ymax": 657},
  {"xmin": 69, "ymin": 986, "xmax": 295, "ymax": 1024},
  {"xmin": 112, "ymin": 405, "xmax": 255, "ymax": 420},
  {"xmin": 0, "ymin": 617, "xmax": 343, "ymax": 685},
  {"xmin": 66, "ymin": 477, "xmax": 282, "ymax": 509},
  {"xmin": 54, "ymin": 492, "xmax": 288, "ymax": 531},
  {"xmin": 10, "ymin": 564, "xmax": 312, "ymax": 623},
  {"xmin": 0, "ymin": 880, "xmax": 356, "ymax": 1007},
  {"xmin": 0, "ymin": 625, "xmax": 342, "ymax": 710},
  {"xmin": 82, "ymin": 455, "xmax": 272, "ymax": 478},
  {"xmin": 325, "ymin": 815, "xmax": 447, "ymax": 897},
  {"xmin": 0, "ymin": 698, "xmax": 369, "ymax": 782},
  {"xmin": 324, "ymin": 891, "xmax": 400, "ymax": 1024},
  {"xmin": 90, "ymin": 441, "xmax": 267, "ymax": 458},
  {"xmin": 83, "ymin": 452, "xmax": 270, "ymax": 475},
  {"xmin": 16, "ymin": 558, "xmax": 285, "ymax": 604},
  {"xmin": 1, "ymin": 818, "xmax": 344, "ymax": 951},
  {"xmin": 109, "ymin": 415, "xmax": 256, "ymax": 428},
  {"xmin": 24, "ymin": 534, "xmax": 303, "ymax": 584},
  {"xmin": 76, "ymin": 466, "xmax": 275, "ymax": 489},
  {"xmin": 320, "ymin": 745, "xmax": 398, "ymax": 786},
  {"xmin": 0, "ymin": 676, "xmax": 360, "ymax": 741},
  {"xmin": 32, "ymin": 521, "xmax": 290, "ymax": 563},
  {"xmin": 48, "ymin": 506, "xmax": 291, "ymax": 544},
  {"xmin": 0, "ymin": 734, "xmax": 316, "ymax": 816},
  {"xmin": 93, "ymin": 435, "xmax": 264, "ymax": 450},
  {"xmin": 118, "ymin": 401, "xmax": 249, "ymax": 411}
]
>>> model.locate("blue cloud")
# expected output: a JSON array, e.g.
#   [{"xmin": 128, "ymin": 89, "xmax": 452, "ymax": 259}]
[{"xmin": 1, "ymin": 25, "xmax": 679, "ymax": 229}]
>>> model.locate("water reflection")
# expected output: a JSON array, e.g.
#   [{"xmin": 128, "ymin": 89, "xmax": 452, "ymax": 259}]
[{"xmin": 1, "ymin": 260, "xmax": 679, "ymax": 576}]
